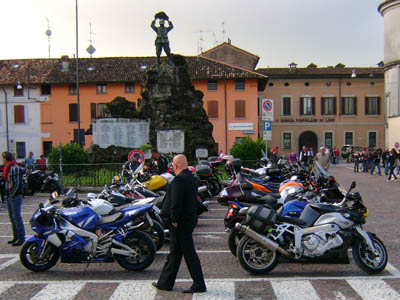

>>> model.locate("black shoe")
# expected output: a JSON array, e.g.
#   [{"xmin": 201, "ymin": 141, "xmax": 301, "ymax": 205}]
[
  {"xmin": 12, "ymin": 240, "xmax": 24, "ymax": 246},
  {"xmin": 151, "ymin": 282, "xmax": 172, "ymax": 291},
  {"xmin": 183, "ymin": 287, "xmax": 206, "ymax": 293},
  {"xmin": 7, "ymin": 239, "xmax": 17, "ymax": 244}
]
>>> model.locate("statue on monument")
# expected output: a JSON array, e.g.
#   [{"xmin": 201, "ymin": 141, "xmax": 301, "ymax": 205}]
[{"xmin": 151, "ymin": 12, "xmax": 174, "ymax": 67}]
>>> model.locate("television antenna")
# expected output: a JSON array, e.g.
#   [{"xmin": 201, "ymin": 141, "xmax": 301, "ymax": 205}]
[
  {"xmin": 86, "ymin": 22, "xmax": 96, "ymax": 58},
  {"xmin": 45, "ymin": 17, "xmax": 52, "ymax": 58}
]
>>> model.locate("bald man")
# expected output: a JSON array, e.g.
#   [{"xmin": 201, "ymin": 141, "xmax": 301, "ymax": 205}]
[{"xmin": 153, "ymin": 154, "xmax": 206, "ymax": 293}]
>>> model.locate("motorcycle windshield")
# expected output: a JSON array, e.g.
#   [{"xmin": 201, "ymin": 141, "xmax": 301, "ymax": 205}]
[{"xmin": 313, "ymin": 161, "xmax": 329, "ymax": 181}]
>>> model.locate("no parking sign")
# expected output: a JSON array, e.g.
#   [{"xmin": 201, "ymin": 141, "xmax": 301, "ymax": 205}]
[
  {"xmin": 262, "ymin": 99, "xmax": 274, "ymax": 121},
  {"xmin": 128, "ymin": 150, "xmax": 145, "ymax": 163}
]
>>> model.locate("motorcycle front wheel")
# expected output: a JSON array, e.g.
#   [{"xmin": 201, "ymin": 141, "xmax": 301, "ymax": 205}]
[
  {"xmin": 352, "ymin": 235, "xmax": 388, "ymax": 274},
  {"xmin": 207, "ymin": 178, "xmax": 222, "ymax": 197},
  {"xmin": 20, "ymin": 241, "xmax": 60, "ymax": 272},
  {"xmin": 237, "ymin": 236, "xmax": 278, "ymax": 274},
  {"xmin": 114, "ymin": 230, "xmax": 156, "ymax": 271}
]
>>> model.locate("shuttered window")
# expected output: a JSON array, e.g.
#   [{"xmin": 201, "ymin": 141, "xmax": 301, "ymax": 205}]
[
  {"xmin": 234, "ymin": 79, "xmax": 245, "ymax": 90},
  {"xmin": 69, "ymin": 103, "xmax": 78, "ymax": 122},
  {"xmin": 342, "ymin": 97, "xmax": 357, "ymax": 115},
  {"xmin": 300, "ymin": 97, "xmax": 315, "ymax": 115},
  {"xmin": 207, "ymin": 101, "xmax": 218, "ymax": 119},
  {"xmin": 282, "ymin": 97, "xmax": 291, "ymax": 116},
  {"xmin": 207, "ymin": 80, "xmax": 218, "ymax": 91},
  {"xmin": 365, "ymin": 96, "xmax": 380, "ymax": 115},
  {"xmin": 14, "ymin": 105, "xmax": 25, "ymax": 123},
  {"xmin": 321, "ymin": 97, "xmax": 336, "ymax": 115},
  {"xmin": 235, "ymin": 100, "xmax": 246, "ymax": 118}
]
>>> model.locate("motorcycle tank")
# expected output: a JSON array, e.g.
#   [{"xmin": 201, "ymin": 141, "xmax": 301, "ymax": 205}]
[
  {"xmin": 314, "ymin": 212, "xmax": 353, "ymax": 229},
  {"xmin": 61, "ymin": 206, "xmax": 99, "ymax": 230},
  {"xmin": 280, "ymin": 200, "xmax": 306, "ymax": 218},
  {"xmin": 87, "ymin": 198, "xmax": 114, "ymax": 216},
  {"xmin": 144, "ymin": 175, "xmax": 167, "ymax": 190}
]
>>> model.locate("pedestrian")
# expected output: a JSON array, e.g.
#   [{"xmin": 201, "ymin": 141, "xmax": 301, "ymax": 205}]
[
  {"xmin": 316, "ymin": 147, "xmax": 330, "ymax": 171},
  {"xmin": 24, "ymin": 152, "xmax": 35, "ymax": 169},
  {"xmin": 335, "ymin": 147, "xmax": 340, "ymax": 164},
  {"xmin": 272, "ymin": 146, "xmax": 279, "ymax": 163},
  {"xmin": 353, "ymin": 151, "xmax": 360, "ymax": 172},
  {"xmin": 387, "ymin": 149, "xmax": 398, "ymax": 182},
  {"xmin": 153, "ymin": 154, "xmax": 206, "ymax": 293},
  {"xmin": 362, "ymin": 148, "xmax": 369, "ymax": 173},
  {"xmin": 288, "ymin": 150, "xmax": 297, "ymax": 163},
  {"xmin": 148, "ymin": 149, "xmax": 169, "ymax": 174},
  {"xmin": 330, "ymin": 147, "xmax": 337, "ymax": 165},
  {"xmin": 37, "ymin": 155, "xmax": 48, "ymax": 172},
  {"xmin": 299, "ymin": 146, "xmax": 311, "ymax": 167},
  {"xmin": 370, "ymin": 149, "xmax": 382, "ymax": 175},
  {"xmin": 382, "ymin": 148, "xmax": 390, "ymax": 176},
  {"xmin": 2, "ymin": 151, "xmax": 25, "ymax": 246}
]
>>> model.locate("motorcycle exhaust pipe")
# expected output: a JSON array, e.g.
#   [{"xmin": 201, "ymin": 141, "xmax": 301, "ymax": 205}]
[{"xmin": 235, "ymin": 223, "xmax": 289, "ymax": 257}]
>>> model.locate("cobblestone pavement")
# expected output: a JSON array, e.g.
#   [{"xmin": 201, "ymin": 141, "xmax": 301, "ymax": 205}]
[{"xmin": 0, "ymin": 164, "xmax": 399, "ymax": 299}]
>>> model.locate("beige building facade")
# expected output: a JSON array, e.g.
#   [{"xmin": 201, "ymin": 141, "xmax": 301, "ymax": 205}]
[{"xmin": 257, "ymin": 66, "xmax": 385, "ymax": 156}]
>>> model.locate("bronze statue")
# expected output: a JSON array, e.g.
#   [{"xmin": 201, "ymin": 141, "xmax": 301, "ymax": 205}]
[{"xmin": 151, "ymin": 12, "xmax": 174, "ymax": 67}]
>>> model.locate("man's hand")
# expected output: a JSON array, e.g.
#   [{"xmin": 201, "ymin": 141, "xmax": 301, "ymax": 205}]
[{"xmin": 172, "ymin": 223, "xmax": 177, "ymax": 228}]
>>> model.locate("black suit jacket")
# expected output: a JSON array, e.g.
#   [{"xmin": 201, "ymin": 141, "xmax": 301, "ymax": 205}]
[{"xmin": 161, "ymin": 169, "xmax": 198, "ymax": 227}]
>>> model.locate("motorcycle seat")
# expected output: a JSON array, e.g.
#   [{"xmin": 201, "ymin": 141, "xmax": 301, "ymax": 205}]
[
  {"xmin": 277, "ymin": 215, "xmax": 306, "ymax": 226},
  {"xmin": 97, "ymin": 212, "xmax": 123, "ymax": 225}
]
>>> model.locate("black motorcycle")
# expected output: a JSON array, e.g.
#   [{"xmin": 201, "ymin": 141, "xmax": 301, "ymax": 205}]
[{"xmin": 24, "ymin": 169, "xmax": 62, "ymax": 196}]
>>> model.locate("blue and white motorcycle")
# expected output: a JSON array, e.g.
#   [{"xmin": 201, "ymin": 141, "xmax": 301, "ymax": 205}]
[{"xmin": 19, "ymin": 193, "xmax": 156, "ymax": 272}]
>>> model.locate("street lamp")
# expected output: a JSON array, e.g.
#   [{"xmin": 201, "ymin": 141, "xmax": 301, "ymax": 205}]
[
  {"xmin": 1, "ymin": 86, "xmax": 10, "ymax": 151},
  {"xmin": 75, "ymin": 0, "xmax": 82, "ymax": 146}
]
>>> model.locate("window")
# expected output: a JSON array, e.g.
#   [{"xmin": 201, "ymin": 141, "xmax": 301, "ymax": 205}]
[
  {"xmin": 282, "ymin": 97, "xmax": 291, "ymax": 116},
  {"xmin": 341, "ymin": 97, "xmax": 357, "ymax": 115},
  {"xmin": 235, "ymin": 137, "xmax": 245, "ymax": 144},
  {"xmin": 365, "ymin": 96, "xmax": 380, "ymax": 115},
  {"xmin": 235, "ymin": 100, "xmax": 246, "ymax": 118},
  {"xmin": 283, "ymin": 132, "xmax": 291, "ymax": 150},
  {"xmin": 344, "ymin": 132, "xmax": 353, "ymax": 145},
  {"xmin": 14, "ymin": 86, "xmax": 23, "ymax": 96},
  {"xmin": 43, "ymin": 141, "xmax": 53, "ymax": 157},
  {"xmin": 300, "ymin": 97, "xmax": 315, "ymax": 115},
  {"xmin": 235, "ymin": 79, "xmax": 245, "ymax": 90},
  {"xmin": 41, "ymin": 84, "xmax": 51, "ymax": 95},
  {"xmin": 125, "ymin": 82, "xmax": 135, "ymax": 93},
  {"xmin": 14, "ymin": 105, "xmax": 25, "ymax": 123},
  {"xmin": 69, "ymin": 103, "xmax": 78, "ymax": 122},
  {"xmin": 324, "ymin": 132, "xmax": 333, "ymax": 149},
  {"xmin": 69, "ymin": 84, "xmax": 77, "ymax": 95},
  {"xmin": 321, "ymin": 97, "xmax": 336, "ymax": 115},
  {"xmin": 207, "ymin": 80, "xmax": 218, "ymax": 91},
  {"xmin": 207, "ymin": 101, "xmax": 218, "ymax": 119},
  {"xmin": 73, "ymin": 129, "xmax": 85, "ymax": 146},
  {"xmin": 96, "ymin": 83, "xmax": 107, "ymax": 94},
  {"xmin": 16, "ymin": 142, "xmax": 26, "ymax": 159},
  {"xmin": 368, "ymin": 132, "xmax": 377, "ymax": 148},
  {"xmin": 90, "ymin": 103, "xmax": 111, "ymax": 119}
]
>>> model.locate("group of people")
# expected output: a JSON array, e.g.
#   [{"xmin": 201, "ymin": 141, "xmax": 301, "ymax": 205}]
[
  {"xmin": 24, "ymin": 152, "xmax": 48, "ymax": 172},
  {"xmin": 352, "ymin": 147, "xmax": 400, "ymax": 181}
]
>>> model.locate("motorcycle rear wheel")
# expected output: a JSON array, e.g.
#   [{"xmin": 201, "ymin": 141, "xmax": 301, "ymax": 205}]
[
  {"xmin": 114, "ymin": 230, "xmax": 156, "ymax": 271},
  {"xmin": 228, "ymin": 229, "xmax": 243, "ymax": 257},
  {"xmin": 20, "ymin": 241, "xmax": 60, "ymax": 272},
  {"xmin": 237, "ymin": 236, "xmax": 278, "ymax": 274},
  {"xmin": 352, "ymin": 235, "xmax": 388, "ymax": 274}
]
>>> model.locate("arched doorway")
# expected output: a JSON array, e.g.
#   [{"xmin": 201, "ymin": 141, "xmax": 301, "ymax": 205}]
[{"xmin": 298, "ymin": 131, "xmax": 318, "ymax": 154}]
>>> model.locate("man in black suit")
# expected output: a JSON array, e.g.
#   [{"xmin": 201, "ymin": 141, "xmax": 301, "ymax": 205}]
[{"xmin": 153, "ymin": 154, "xmax": 206, "ymax": 293}]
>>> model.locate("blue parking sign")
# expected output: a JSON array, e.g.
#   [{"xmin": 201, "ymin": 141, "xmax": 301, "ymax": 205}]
[{"xmin": 263, "ymin": 121, "xmax": 272, "ymax": 131}]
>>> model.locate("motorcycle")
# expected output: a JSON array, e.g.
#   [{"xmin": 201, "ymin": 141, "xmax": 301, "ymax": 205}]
[
  {"xmin": 234, "ymin": 181, "xmax": 388, "ymax": 275},
  {"xmin": 24, "ymin": 168, "xmax": 62, "ymax": 196},
  {"xmin": 19, "ymin": 192, "xmax": 156, "ymax": 272}
]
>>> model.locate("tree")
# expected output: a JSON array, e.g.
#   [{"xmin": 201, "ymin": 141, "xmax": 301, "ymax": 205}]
[
  {"xmin": 230, "ymin": 137, "xmax": 266, "ymax": 162},
  {"xmin": 48, "ymin": 143, "xmax": 89, "ymax": 173}
]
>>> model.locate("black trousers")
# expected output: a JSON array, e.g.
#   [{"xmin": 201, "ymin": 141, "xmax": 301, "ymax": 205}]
[{"xmin": 157, "ymin": 221, "xmax": 205, "ymax": 290}]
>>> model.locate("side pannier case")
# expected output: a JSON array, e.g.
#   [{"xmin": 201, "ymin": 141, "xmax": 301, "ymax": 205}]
[{"xmin": 245, "ymin": 205, "xmax": 277, "ymax": 233}]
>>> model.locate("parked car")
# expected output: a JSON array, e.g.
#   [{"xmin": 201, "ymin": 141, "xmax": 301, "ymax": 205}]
[{"xmin": 341, "ymin": 145, "xmax": 364, "ymax": 160}]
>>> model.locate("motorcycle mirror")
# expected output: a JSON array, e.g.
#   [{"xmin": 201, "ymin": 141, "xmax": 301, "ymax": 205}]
[{"xmin": 350, "ymin": 181, "xmax": 356, "ymax": 190}]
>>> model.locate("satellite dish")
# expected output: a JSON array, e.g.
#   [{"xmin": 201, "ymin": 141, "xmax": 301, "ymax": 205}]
[{"xmin": 46, "ymin": 29, "xmax": 52, "ymax": 37}]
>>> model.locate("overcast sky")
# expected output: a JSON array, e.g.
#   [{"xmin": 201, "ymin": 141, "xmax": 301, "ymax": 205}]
[{"xmin": 0, "ymin": 0, "xmax": 385, "ymax": 68}]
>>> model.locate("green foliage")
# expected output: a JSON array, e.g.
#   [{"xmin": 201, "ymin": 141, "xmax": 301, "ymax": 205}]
[
  {"xmin": 48, "ymin": 143, "xmax": 89, "ymax": 173},
  {"xmin": 230, "ymin": 137, "xmax": 266, "ymax": 161}
]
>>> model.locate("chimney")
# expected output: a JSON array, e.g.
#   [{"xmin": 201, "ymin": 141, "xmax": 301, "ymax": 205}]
[{"xmin": 60, "ymin": 55, "xmax": 70, "ymax": 72}]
